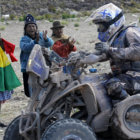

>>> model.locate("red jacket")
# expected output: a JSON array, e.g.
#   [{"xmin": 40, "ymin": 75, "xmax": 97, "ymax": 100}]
[{"xmin": 52, "ymin": 40, "xmax": 77, "ymax": 58}]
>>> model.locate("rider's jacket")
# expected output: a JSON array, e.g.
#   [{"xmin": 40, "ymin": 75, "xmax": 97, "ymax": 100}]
[{"xmin": 108, "ymin": 26, "xmax": 140, "ymax": 75}]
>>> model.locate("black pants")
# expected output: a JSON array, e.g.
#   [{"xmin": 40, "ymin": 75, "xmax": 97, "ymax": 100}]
[{"xmin": 23, "ymin": 72, "xmax": 30, "ymax": 97}]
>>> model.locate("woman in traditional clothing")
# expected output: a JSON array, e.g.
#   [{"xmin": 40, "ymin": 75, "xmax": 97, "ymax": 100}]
[
  {"xmin": 51, "ymin": 21, "xmax": 77, "ymax": 58},
  {"xmin": 0, "ymin": 36, "xmax": 21, "ymax": 127}
]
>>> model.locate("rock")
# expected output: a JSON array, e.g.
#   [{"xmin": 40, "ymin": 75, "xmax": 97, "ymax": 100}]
[{"xmin": 40, "ymin": 8, "xmax": 49, "ymax": 15}]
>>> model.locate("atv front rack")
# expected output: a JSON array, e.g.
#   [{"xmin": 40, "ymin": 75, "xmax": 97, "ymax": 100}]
[{"xmin": 19, "ymin": 111, "xmax": 40, "ymax": 140}]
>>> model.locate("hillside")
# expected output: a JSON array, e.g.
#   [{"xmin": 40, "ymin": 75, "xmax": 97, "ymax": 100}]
[{"xmin": 0, "ymin": 0, "xmax": 140, "ymax": 18}]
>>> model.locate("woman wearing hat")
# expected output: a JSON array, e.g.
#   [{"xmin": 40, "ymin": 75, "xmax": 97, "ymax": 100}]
[
  {"xmin": 20, "ymin": 14, "xmax": 54, "ymax": 97},
  {"xmin": 51, "ymin": 21, "xmax": 77, "ymax": 58}
]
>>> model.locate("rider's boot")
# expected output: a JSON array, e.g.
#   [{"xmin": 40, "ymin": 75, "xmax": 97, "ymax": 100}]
[
  {"xmin": 119, "ymin": 89, "xmax": 130, "ymax": 100},
  {"xmin": 112, "ymin": 89, "xmax": 130, "ymax": 104}
]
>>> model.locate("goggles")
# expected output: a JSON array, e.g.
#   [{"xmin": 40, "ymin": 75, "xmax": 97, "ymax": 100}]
[{"xmin": 96, "ymin": 23, "xmax": 108, "ymax": 32}]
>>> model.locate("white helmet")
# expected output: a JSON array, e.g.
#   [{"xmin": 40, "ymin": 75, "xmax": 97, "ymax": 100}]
[{"xmin": 86, "ymin": 3, "xmax": 125, "ymax": 42}]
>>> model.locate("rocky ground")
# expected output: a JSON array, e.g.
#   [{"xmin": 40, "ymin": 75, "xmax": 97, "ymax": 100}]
[
  {"xmin": 0, "ymin": 13, "xmax": 139, "ymax": 139},
  {"xmin": 1, "ymin": 0, "xmax": 130, "ymax": 16}
]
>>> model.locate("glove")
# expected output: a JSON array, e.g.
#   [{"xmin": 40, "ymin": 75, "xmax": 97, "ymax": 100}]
[
  {"xmin": 95, "ymin": 42, "xmax": 110, "ymax": 53},
  {"xmin": 80, "ymin": 54, "xmax": 101, "ymax": 65}
]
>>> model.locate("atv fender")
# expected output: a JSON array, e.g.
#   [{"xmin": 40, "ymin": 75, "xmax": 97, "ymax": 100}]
[{"xmin": 41, "ymin": 81, "xmax": 98, "ymax": 116}]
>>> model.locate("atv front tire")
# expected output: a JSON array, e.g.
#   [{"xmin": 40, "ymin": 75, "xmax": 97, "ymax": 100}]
[
  {"xmin": 3, "ymin": 116, "xmax": 24, "ymax": 140},
  {"xmin": 41, "ymin": 118, "xmax": 97, "ymax": 140}
]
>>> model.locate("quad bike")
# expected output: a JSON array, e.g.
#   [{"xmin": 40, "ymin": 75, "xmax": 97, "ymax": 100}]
[{"xmin": 4, "ymin": 45, "xmax": 140, "ymax": 140}]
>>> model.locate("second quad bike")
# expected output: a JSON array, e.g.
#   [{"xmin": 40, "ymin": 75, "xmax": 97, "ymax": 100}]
[{"xmin": 4, "ymin": 45, "xmax": 140, "ymax": 140}]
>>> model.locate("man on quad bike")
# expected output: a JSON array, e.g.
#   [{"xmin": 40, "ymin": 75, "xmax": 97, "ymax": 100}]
[{"xmin": 81, "ymin": 3, "xmax": 140, "ymax": 101}]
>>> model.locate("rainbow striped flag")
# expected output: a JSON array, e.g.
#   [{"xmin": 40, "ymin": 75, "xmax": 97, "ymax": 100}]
[{"xmin": 0, "ymin": 47, "xmax": 21, "ymax": 91}]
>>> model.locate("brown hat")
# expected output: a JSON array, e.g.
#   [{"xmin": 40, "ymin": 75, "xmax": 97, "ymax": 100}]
[{"xmin": 50, "ymin": 21, "xmax": 64, "ymax": 29}]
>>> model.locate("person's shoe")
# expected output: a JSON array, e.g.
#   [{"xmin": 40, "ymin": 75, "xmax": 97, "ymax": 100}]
[{"xmin": 0, "ymin": 122, "xmax": 7, "ymax": 127}]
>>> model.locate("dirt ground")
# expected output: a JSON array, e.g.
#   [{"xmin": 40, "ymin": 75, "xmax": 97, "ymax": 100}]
[{"xmin": 0, "ymin": 13, "xmax": 139, "ymax": 139}]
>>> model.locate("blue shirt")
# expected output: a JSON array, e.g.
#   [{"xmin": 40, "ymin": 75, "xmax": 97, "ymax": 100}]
[{"xmin": 20, "ymin": 32, "xmax": 54, "ymax": 72}]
